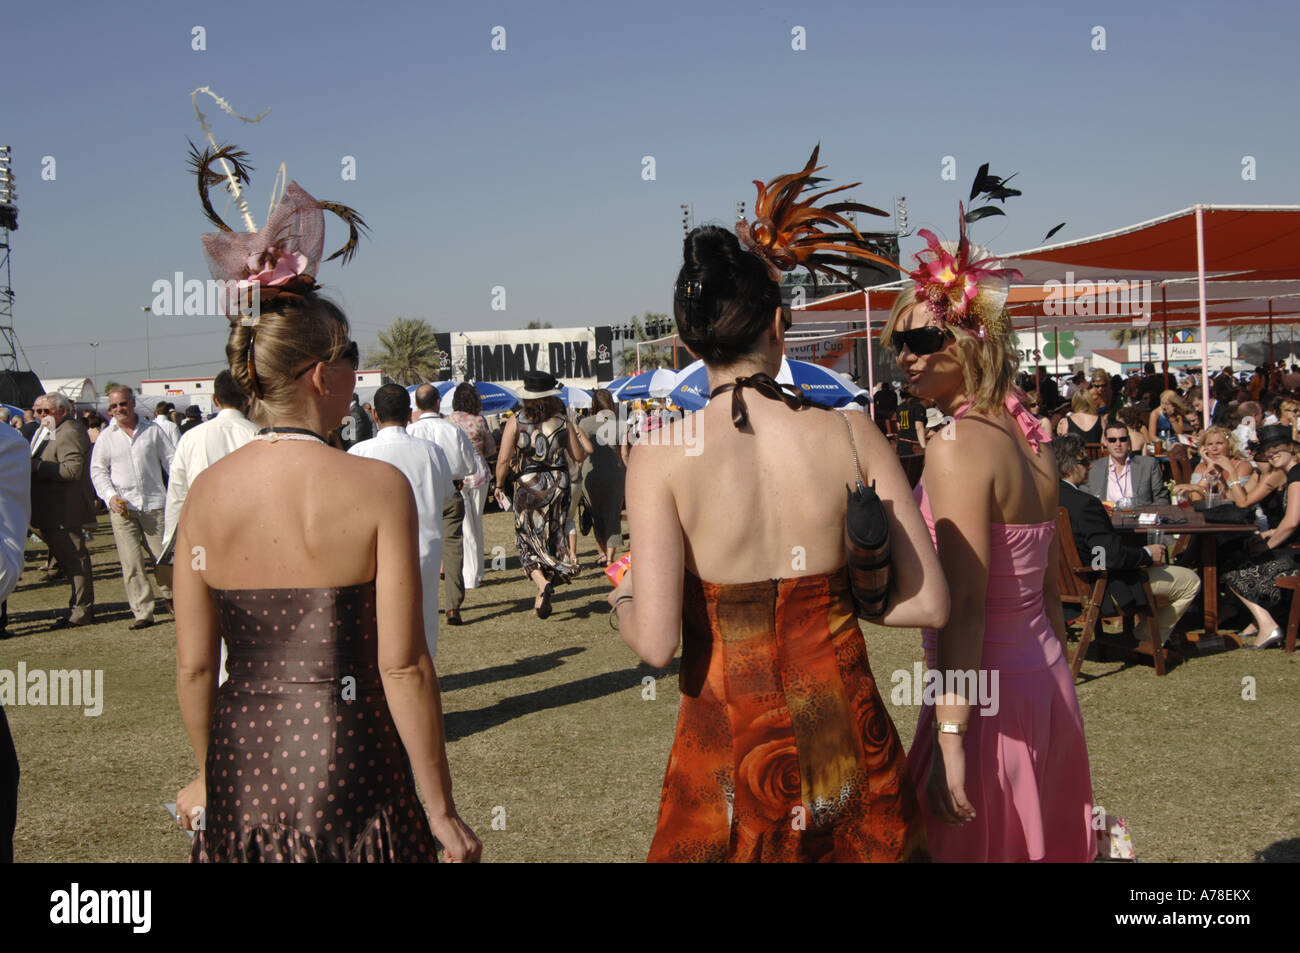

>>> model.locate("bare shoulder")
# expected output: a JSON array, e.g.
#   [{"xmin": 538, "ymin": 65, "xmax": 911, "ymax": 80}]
[{"xmin": 842, "ymin": 408, "xmax": 892, "ymax": 459}]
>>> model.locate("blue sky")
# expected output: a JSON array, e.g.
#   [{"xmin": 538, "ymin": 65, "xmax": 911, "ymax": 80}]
[{"xmin": 4, "ymin": 0, "xmax": 1296, "ymax": 388}]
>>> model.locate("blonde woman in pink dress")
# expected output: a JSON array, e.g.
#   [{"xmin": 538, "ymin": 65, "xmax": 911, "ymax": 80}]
[{"xmin": 885, "ymin": 197, "xmax": 1096, "ymax": 862}]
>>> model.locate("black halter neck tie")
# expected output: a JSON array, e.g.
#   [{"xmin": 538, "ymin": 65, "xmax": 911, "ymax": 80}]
[{"xmin": 710, "ymin": 372, "xmax": 816, "ymax": 428}]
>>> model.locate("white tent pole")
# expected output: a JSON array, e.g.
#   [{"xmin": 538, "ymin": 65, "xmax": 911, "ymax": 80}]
[
  {"xmin": 864, "ymin": 290, "xmax": 875, "ymax": 395},
  {"xmin": 1196, "ymin": 205, "xmax": 1211, "ymax": 422}
]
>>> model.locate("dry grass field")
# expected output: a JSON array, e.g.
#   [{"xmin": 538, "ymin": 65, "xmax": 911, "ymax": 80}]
[{"xmin": 3, "ymin": 510, "xmax": 1297, "ymax": 862}]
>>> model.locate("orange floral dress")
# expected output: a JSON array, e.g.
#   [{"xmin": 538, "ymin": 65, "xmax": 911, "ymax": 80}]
[{"xmin": 647, "ymin": 568, "xmax": 927, "ymax": 862}]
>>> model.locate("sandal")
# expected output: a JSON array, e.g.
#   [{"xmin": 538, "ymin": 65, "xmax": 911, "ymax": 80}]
[{"xmin": 536, "ymin": 582, "xmax": 554, "ymax": 620}]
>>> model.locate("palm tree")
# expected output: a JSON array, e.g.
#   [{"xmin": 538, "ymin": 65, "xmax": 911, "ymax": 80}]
[
  {"xmin": 615, "ymin": 312, "xmax": 674, "ymax": 376},
  {"xmin": 369, "ymin": 318, "xmax": 441, "ymax": 385},
  {"xmin": 1109, "ymin": 325, "xmax": 1165, "ymax": 365}
]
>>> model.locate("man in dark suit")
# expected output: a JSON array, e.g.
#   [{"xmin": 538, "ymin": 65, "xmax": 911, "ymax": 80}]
[
  {"xmin": 1032, "ymin": 366, "xmax": 1059, "ymax": 410},
  {"xmin": 30, "ymin": 393, "xmax": 96, "ymax": 628},
  {"xmin": 1209, "ymin": 377, "xmax": 1234, "ymax": 427},
  {"xmin": 1055, "ymin": 434, "xmax": 1200, "ymax": 644},
  {"xmin": 1086, "ymin": 421, "xmax": 1170, "ymax": 505},
  {"xmin": 1137, "ymin": 361, "xmax": 1168, "ymax": 407}
]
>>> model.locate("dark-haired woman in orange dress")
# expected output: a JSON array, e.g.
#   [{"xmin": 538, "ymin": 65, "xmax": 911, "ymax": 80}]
[{"xmin": 610, "ymin": 151, "xmax": 949, "ymax": 862}]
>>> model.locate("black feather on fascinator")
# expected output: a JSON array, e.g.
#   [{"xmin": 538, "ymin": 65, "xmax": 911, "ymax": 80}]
[{"xmin": 188, "ymin": 140, "xmax": 369, "ymax": 321}]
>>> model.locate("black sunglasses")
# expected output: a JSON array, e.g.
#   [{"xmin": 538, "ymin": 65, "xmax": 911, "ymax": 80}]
[
  {"xmin": 293, "ymin": 340, "xmax": 359, "ymax": 380},
  {"xmin": 1104, "ymin": 435, "xmax": 1130, "ymax": 443},
  {"xmin": 890, "ymin": 326, "xmax": 950, "ymax": 356}
]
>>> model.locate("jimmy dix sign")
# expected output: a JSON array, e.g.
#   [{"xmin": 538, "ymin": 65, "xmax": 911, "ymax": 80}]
[{"xmin": 436, "ymin": 327, "xmax": 614, "ymax": 388}]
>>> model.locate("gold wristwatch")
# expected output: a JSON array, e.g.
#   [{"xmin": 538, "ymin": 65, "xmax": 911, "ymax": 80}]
[{"xmin": 936, "ymin": 721, "xmax": 967, "ymax": 735}]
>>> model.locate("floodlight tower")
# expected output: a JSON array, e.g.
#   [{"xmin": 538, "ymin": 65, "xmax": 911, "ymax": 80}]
[{"xmin": 0, "ymin": 145, "xmax": 25, "ymax": 371}]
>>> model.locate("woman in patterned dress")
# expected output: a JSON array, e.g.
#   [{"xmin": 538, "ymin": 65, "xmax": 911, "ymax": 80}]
[
  {"xmin": 610, "ymin": 151, "xmax": 949, "ymax": 862},
  {"xmin": 1220, "ymin": 425, "xmax": 1300, "ymax": 649},
  {"xmin": 174, "ymin": 167, "xmax": 479, "ymax": 862},
  {"xmin": 494, "ymin": 371, "xmax": 593, "ymax": 619}
]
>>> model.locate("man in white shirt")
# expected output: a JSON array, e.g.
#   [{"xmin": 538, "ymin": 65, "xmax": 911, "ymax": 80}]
[
  {"xmin": 162, "ymin": 371, "xmax": 258, "ymax": 681},
  {"xmin": 151, "ymin": 401, "xmax": 182, "ymax": 446},
  {"xmin": 0, "ymin": 420, "xmax": 31, "ymax": 861},
  {"xmin": 353, "ymin": 384, "xmax": 455, "ymax": 656},
  {"xmin": 162, "ymin": 371, "xmax": 259, "ymax": 558},
  {"xmin": 90, "ymin": 385, "xmax": 176, "ymax": 629},
  {"xmin": 408, "ymin": 384, "xmax": 477, "ymax": 626}
]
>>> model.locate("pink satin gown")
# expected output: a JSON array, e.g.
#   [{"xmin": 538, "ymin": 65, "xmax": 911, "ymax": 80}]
[{"xmin": 906, "ymin": 395, "xmax": 1097, "ymax": 862}]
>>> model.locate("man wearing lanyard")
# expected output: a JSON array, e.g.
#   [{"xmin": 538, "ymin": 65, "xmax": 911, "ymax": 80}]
[
  {"xmin": 1087, "ymin": 421, "xmax": 1170, "ymax": 506},
  {"xmin": 90, "ymin": 386, "xmax": 175, "ymax": 629}
]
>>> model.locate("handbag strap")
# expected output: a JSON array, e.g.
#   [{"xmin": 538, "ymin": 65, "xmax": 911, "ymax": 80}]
[{"xmin": 837, "ymin": 410, "xmax": 867, "ymax": 492}]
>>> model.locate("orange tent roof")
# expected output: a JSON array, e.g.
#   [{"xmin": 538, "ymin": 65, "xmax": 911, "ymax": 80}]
[{"xmin": 796, "ymin": 206, "xmax": 1300, "ymax": 330}]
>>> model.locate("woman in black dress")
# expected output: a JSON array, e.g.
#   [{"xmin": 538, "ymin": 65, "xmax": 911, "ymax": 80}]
[
  {"xmin": 1220, "ymin": 425, "xmax": 1300, "ymax": 649},
  {"xmin": 1056, "ymin": 389, "xmax": 1102, "ymax": 444}
]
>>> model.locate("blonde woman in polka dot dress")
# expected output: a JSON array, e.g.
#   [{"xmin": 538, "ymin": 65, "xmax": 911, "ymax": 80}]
[{"xmin": 173, "ymin": 287, "xmax": 480, "ymax": 863}]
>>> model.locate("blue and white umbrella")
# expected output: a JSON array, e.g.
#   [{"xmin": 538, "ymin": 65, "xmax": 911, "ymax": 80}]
[
  {"xmin": 558, "ymin": 386, "xmax": 592, "ymax": 409},
  {"xmin": 609, "ymin": 367, "xmax": 679, "ymax": 401},
  {"xmin": 669, "ymin": 358, "xmax": 867, "ymax": 409},
  {"xmin": 664, "ymin": 364, "xmax": 710, "ymax": 411},
  {"xmin": 410, "ymin": 380, "xmax": 522, "ymax": 415}
]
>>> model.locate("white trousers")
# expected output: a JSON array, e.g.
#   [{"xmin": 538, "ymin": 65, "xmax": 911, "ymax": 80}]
[
  {"xmin": 461, "ymin": 483, "xmax": 488, "ymax": 590},
  {"xmin": 421, "ymin": 550, "xmax": 441, "ymax": 659}
]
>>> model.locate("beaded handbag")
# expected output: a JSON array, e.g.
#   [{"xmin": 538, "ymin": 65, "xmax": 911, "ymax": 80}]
[{"xmin": 838, "ymin": 412, "xmax": 892, "ymax": 619}]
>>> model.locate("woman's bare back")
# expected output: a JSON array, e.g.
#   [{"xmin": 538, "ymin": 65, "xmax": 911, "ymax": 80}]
[
  {"xmin": 180, "ymin": 442, "xmax": 406, "ymax": 590},
  {"xmin": 664, "ymin": 397, "xmax": 876, "ymax": 583},
  {"xmin": 947, "ymin": 411, "xmax": 1058, "ymax": 525}
]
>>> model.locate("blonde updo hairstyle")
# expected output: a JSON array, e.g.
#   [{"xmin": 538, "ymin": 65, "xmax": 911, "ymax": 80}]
[
  {"xmin": 226, "ymin": 295, "xmax": 351, "ymax": 425},
  {"xmin": 881, "ymin": 287, "xmax": 1020, "ymax": 414}
]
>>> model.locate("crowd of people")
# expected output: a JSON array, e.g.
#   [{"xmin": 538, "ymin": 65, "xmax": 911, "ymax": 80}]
[
  {"xmin": 3, "ymin": 145, "xmax": 1291, "ymax": 866},
  {"xmin": 871, "ymin": 357, "xmax": 1300, "ymax": 652}
]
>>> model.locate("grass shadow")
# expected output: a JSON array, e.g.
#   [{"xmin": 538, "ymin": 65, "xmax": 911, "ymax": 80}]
[
  {"xmin": 440, "ymin": 647, "xmax": 585, "ymax": 693},
  {"xmin": 444, "ymin": 659, "xmax": 681, "ymax": 743},
  {"xmin": 1254, "ymin": 838, "xmax": 1300, "ymax": 862}
]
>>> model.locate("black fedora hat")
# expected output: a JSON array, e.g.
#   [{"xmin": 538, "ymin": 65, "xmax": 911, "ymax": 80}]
[{"xmin": 521, "ymin": 370, "xmax": 563, "ymax": 398}]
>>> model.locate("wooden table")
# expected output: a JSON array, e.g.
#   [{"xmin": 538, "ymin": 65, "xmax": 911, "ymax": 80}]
[{"xmin": 1111, "ymin": 504, "xmax": 1258, "ymax": 638}]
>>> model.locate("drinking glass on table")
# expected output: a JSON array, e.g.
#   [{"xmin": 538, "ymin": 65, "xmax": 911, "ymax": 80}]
[{"xmin": 1145, "ymin": 529, "xmax": 1170, "ymax": 560}]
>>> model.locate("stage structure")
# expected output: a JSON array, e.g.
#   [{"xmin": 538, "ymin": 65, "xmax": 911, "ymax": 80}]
[{"xmin": 0, "ymin": 144, "xmax": 29, "ymax": 373}]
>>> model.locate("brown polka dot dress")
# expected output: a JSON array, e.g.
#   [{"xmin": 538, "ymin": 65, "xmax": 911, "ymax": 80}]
[{"xmin": 190, "ymin": 583, "xmax": 438, "ymax": 862}]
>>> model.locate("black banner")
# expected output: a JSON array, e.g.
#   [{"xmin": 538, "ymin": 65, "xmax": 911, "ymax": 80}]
[{"xmin": 594, "ymin": 326, "xmax": 613, "ymax": 382}]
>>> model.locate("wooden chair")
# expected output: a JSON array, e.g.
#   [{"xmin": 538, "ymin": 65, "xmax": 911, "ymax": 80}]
[
  {"xmin": 1269, "ymin": 574, "xmax": 1300, "ymax": 653},
  {"xmin": 1166, "ymin": 443, "xmax": 1193, "ymax": 485},
  {"xmin": 1055, "ymin": 507, "xmax": 1173, "ymax": 676},
  {"xmin": 1084, "ymin": 442, "xmax": 1104, "ymax": 460}
]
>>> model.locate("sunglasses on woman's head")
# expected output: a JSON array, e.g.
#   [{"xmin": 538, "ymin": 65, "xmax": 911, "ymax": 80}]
[
  {"xmin": 890, "ymin": 326, "xmax": 950, "ymax": 356},
  {"xmin": 293, "ymin": 340, "xmax": 360, "ymax": 379}
]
